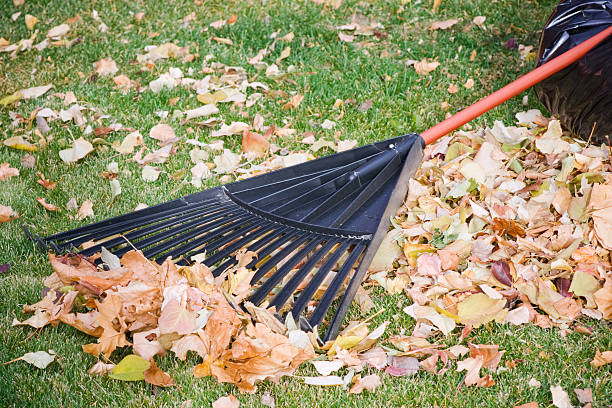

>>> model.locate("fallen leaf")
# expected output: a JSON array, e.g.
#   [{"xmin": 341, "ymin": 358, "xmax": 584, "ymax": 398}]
[
  {"xmin": 88, "ymin": 361, "xmax": 115, "ymax": 375},
  {"xmin": 77, "ymin": 199, "xmax": 94, "ymax": 220},
  {"xmin": 0, "ymin": 163, "xmax": 19, "ymax": 181},
  {"xmin": 94, "ymin": 57, "xmax": 119, "ymax": 76},
  {"xmin": 144, "ymin": 359, "xmax": 175, "ymax": 387},
  {"xmin": 448, "ymin": 84, "xmax": 458, "ymax": 95},
  {"xmin": 311, "ymin": 360, "xmax": 344, "ymax": 376},
  {"xmin": 430, "ymin": 19, "xmax": 458, "ymax": 30},
  {"xmin": 349, "ymin": 374, "xmax": 381, "ymax": 394},
  {"xmin": 514, "ymin": 403, "xmax": 538, "ymax": 408},
  {"xmin": 413, "ymin": 59, "xmax": 440, "ymax": 75},
  {"xmin": 37, "ymin": 197, "xmax": 60, "ymax": 212},
  {"xmin": 212, "ymin": 395, "xmax": 239, "ymax": 408},
  {"xmin": 25, "ymin": 14, "xmax": 39, "ymax": 30},
  {"xmin": 590, "ymin": 349, "xmax": 612, "ymax": 367},
  {"xmin": 149, "ymin": 123, "xmax": 176, "ymax": 144},
  {"xmin": 109, "ymin": 354, "xmax": 151, "ymax": 381},
  {"xmin": 242, "ymin": 130, "xmax": 269, "ymax": 157},
  {"xmin": 59, "ymin": 138, "xmax": 94, "ymax": 164},
  {"xmin": 574, "ymin": 388, "xmax": 592, "ymax": 404},
  {"xmin": 3, "ymin": 136, "xmax": 37, "ymax": 151},
  {"xmin": 19, "ymin": 350, "xmax": 56, "ymax": 369},
  {"xmin": 550, "ymin": 385, "xmax": 572, "ymax": 408},
  {"xmin": 0, "ymin": 205, "xmax": 18, "ymax": 222},
  {"xmin": 213, "ymin": 37, "xmax": 233, "ymax": 46},
  {"xmin": 473, "ymin": 16, "xmax": 486, "ymax": 26},
  {"xmin": 47, "ymin": 24, "xmax": 70, "ymax": 38},
  {"xmin": 303, "ymin": 376, "xmax": 344, "ymax": 386}
]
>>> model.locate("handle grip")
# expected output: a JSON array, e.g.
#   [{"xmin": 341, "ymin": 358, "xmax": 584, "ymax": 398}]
[{"xmin": 420, "ymin": 25, "xmax": 612, "ymax": 145}]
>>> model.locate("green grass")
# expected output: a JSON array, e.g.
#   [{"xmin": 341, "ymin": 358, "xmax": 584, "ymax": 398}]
[{"xmin": 1, "ymin": 0, "xmax": 610, "ymax": 406}]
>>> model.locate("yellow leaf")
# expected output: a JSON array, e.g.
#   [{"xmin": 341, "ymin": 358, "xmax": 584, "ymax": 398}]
[
  {"xmin": 3, "ymin": 135, "xmax": 37, "ymax": 151},
  {"xmin": 457, "ymin": 293, "xmax": 506, "ymax": 327},
  {"xmin": 109, "ymin": 354, "xmax": 151, "ymax": 381},
  {"xmin": 25, "ymin": 14, "xmax": 39, "ymax": 30},
  {"xmin": 0, "ymin": 91, "xmax": 23, "ymax": 107},
  {"xmin": 569, "ymin": 270, "xmax": 601, "ymax": 308},
  {"xmin": 327, "ymin": 335, "xmax": 364, "ymax": 356},
  {"xmin": 197, "ymin": 90, "xmax": 227, "ymax": 104}
]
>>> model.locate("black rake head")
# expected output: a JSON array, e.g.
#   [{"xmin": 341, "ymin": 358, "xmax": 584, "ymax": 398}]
[{"xmin": 28, "ymin": 133, "xmax": 424, "ymax": 341}]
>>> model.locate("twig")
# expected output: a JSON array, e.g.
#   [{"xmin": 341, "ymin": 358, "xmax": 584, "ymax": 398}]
[{"xmin": 585, "ymin": 121, "xmax": 597, "ymax": 147}]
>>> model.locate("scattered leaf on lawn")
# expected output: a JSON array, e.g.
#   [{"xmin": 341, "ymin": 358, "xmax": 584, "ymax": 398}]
[
  {"xmin": 3, "ymin": 135, "xmax": 38, "ymax": 151},
  {"xmin": 144, "ymin": 359, "xmax": 175, "ymax": 387},
  {"xmin": 109, "ymin": 354, "xmax": 151, "ymax": 381},
  {"xmin": 20, "ymin": 350, "xmax": 56, "ymax": 369},
  {"xmin": 77, "ymin": 199, "xmax": 94, "ymax": 220},
  {"xmin": 59, "ymin": 138, "xmax": 94, "ymax": 164},
  {"xmin": 37, "ymin": 197, "xmax": 60, "ymax": 212},
  {"xmin": 25, "ymin": 14, "xmax": 39, "ymax": 30},
  {"xmin": 88, "ymin": 361, "xmax": 116, "ymax": 375},
  {"xmin": 430, "ymin": 19, "xmax": 458, "ymax": 30},
  {"xmin": 413, "ymin": 59, "xmax": 440, "ymax": 75},
  {"xmin": 0, "ymin": 163, "xmax": 19, "ymax": 181},
  {"xmin": 590, "ymin": 349, "xmax": 612, "ymax": 367},
  {"xmin": 550, "ymin": 385, "xmax": 572, "ymax": 408},
  {"xmin": 349, "ymin": 374, "xmax": 382, "ymax": 394},
  {"xmin": 94, "ymin": 57, "xmax": 119, "ymax": 76},
  {"xmin": 0, "ymin": 205, "xmax": 18, "ymax": 223},
  {"xmin": 212, "ymin": 395, "xmax": 239, "ymax": 408}
]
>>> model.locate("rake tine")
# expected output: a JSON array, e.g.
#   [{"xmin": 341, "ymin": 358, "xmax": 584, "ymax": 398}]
[
  {"xmin": 46, "ymin": 198, "xmax": 217, "ymax": 243},
  {"xmin": 99, "ymin": 207, "xmax": 242, "ymax": 259},
  {"xmin": 142, "ymin": 213, "xmax": 247, "ymax": 260},
  {"xmin": 248, "ymin": 234, "xmax": 309, "ymax": 284},
  {"xmin": 202, "ymin": 225, "xmax": 275, "ymax": 266},
  {"xmin": 308, "ymin": 242, "xmax": 366, "ymax": 328},
  {"xmin": 79, "ymin": 202, "xmax": 236, "ymax": 256},
  {"xmin": 290, "ymin": 240, "xmax": 352, "ymax": 318},
  {"xmin": 210, "ymin": 227, "xmax": 293, "ymax": 276},
  {"xmin": 267, "ymin": 240, "xmax": 338, "ymax": 311},
  {"xmin": 248, "ymin": 238, "xmax": 323, "ymax": 306},
  {"xmin": 162, "ymin": 217, "xmax": 261, "ymax": 261}
]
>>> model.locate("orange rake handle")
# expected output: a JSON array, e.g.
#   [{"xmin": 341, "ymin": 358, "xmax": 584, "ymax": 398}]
[{"xmin": 421, "ymin": 25, "xmax": 612, "ymax": 145}]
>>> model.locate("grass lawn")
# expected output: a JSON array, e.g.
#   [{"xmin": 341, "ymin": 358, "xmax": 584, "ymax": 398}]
[{"xmin": 1, "ymin": 0, "xmax": 610, "ymax": 406}]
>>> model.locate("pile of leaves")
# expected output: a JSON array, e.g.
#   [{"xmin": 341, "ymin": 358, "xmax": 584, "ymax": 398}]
[
  {"xmin": 13, "ymin": 248, "xmax": 316, "ymax": 392},
  {"xmin": 362, "ymin": 110, "xmax": 611, "ymax": 380},
  {"xmin": 8, "ymin": 110, "xmax": 612, "ymax": 398}
]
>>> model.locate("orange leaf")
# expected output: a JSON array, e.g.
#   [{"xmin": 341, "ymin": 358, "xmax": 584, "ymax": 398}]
[
  {"xmin": 242, "ymin": 130, "xmax": 269, "ymax": 157},
  {"xmin": 144, "ymin": 359, "xmax": 175, "ymax": 387}
]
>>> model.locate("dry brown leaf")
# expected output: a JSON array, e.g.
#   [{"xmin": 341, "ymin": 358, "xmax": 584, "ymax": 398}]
[
  {"xmin": 349, "ymin": 374, "xmax": 381, "ymax": 394},
  {"xmin": 94, "ymin": 57, "xmax": 119, "ymax": 76},
  {"xmin": 212, "ymin": 395, "xmax": 239, "ymax": 408},
  {"xmin": 0, "ymin": 205, "xmax": 18, "ymax": 223},
  {"xmin": 590, "ymin": 349, "xmax": 612, "ymax": 367},
  {"xmin": 144, "ymin": 359, "xmax": 175, "ymax": 387},
  {"xmin": 213, "ymin": 37, "xmax": 233, "ymax": 46},
  {"xmin": 413, "ymin": 59, "xmax": 440, "ymax": 75},
  {"xmin": 36, "ymin": 173, "xmax": 56, "ymax": 190},
  {"xmin": 149, "ymin": 123, "xmax": 177, "ymax": 144},
  {"xmin": 430, "ymin": 19, "xmax": 458, "ymax": 30},
  {"xmin": 242, "ymin": 130, "xmax": 269, "ymax": 157},
  {"xmin": 77, "ymin": 199, "xmax": 94, "ymax": 220},
  {"xmin": 514, "ymin": 403, "xmax": 538, "ymax": 408},
  {"xmin": 0, "ymin": 163, "xmax": 19, "ymax": 181},
  {"xmin": 37, "ymin": 197, "xmax": 60, "ymax": 212}
]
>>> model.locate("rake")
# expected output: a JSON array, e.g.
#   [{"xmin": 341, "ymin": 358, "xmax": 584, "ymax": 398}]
[{"xmin": 25, "ymin": 26, "xmax": 612, "ymax": 342}]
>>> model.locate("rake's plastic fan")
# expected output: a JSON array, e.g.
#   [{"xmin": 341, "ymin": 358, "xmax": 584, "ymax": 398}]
[
  {"xmin": 28, "ymin": 134, "xmax": 424, "ymax": 341},
  {"xmin": 25, "ymin": 25, "xmax": 612, "ymax": 341}
]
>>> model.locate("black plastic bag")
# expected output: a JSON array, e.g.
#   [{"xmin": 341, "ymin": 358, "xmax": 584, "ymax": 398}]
[{"xmin": 535, "ymin": 0, "xmax": 611, "ymax": 144}]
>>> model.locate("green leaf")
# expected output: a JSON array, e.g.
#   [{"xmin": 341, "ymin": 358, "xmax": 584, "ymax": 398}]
[{"xmin": 109, "ymin": 354, "xmax": 150, "ymax": 381}]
